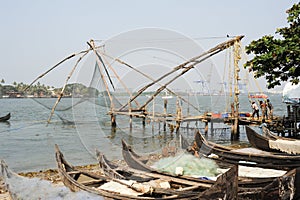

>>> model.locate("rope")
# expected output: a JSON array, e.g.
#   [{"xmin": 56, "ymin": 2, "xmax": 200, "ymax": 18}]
[
  {"xmin": 100, "ymin": 51, "xmax": 203, "ymax": 114},
  {"xmin": 24, "ymin": 48, "xmax": 92, "ymax": 91}
]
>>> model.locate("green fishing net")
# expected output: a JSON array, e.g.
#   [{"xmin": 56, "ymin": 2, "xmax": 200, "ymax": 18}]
[{"xmin": 152, "ymin": 153, "xmax": 219, "ymax": 178}]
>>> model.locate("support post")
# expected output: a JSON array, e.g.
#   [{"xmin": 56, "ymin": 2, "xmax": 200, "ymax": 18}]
[
  {"xmin": 211, "ymin": 119, "xmax": 214, "ymax": 136},
  {"xmin": 287, "ymin": 105, "xmax": 291, "ymax": 136},
  {"xmin": 142, "ymin": 108, "xmax": 146, "ymax": 127},
  {"xmin": 293, "ymin": 105, "xmax": 298, "ymax": 136},
  {"xmin": 204, "ymin": 121, "xmax": 208, "ymax": 135},
  {"xmin": 175, "ymin": 99, "xmax": 182, "ymax": 133},
  {"xmin": 163, "ymin": 99, "xmax": 167, "ymax": 131},
  {"xmin": 231, "ymin": 38, "xmax": 242, "ymax": 140},
  {"xmin": 187, "ymin": 92, "xmax": 190, "ymax": 129},
  {"xmin": 129, "ymin": 100, "xmax": 132, "ymax": 130},
  {"xmin": 111, "ymin": 114, "xmax": 116, "ymax": 127},
  {"xmin": 152, "ymin": 98, "xmax": 155, "ymax": 133}
]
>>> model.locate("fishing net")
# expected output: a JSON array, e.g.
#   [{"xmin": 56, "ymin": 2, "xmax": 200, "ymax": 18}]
[
  {"xmin": 88, "ymin": 62, "xmax": 123, "ymax": 109},
  {"xmin": 152, "ymin": 153, "xmax": 219, "ymax": 178},
  {"xmin": 30, "ymin": 61, "xmax": 124, "ymax": 124}
]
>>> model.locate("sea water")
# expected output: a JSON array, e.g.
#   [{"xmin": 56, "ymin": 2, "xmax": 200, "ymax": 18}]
[{"xmin": 0, "ymin": 94, "xmax": 287, "ymax": 172}]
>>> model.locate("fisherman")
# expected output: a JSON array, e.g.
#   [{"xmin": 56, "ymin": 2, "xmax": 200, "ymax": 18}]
[
  {"xmin": 251, "ymin": 101, "xmax": 259, "ymax": 120},
  {"xmin": 259, "ymin": 119, "xmax": 268, "ymax": 134},
  {"xmin": 259, "ymin": 100, "xmax": 268, "ymax": 120},
  {"xmin": 266, "ymin": 99, "xmax": 273, "ymax": 120}
]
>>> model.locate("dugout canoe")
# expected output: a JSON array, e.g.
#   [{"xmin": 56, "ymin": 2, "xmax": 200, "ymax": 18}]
[
  {"xmin": 263, "ymin": 126, "xmax": 298, "ymax": 141},
  {"xmin": 55, "ymin": 144, "xmax": 241, "ymax": 199},
  {"xmin": 95, "ymin": 149, "xmax": 236, "ymax": 195},
  {"xmin": 195, "ymin": 129, "xmax": 300, "ymax": 169},
  {"xmin": 246, "ymin": 126, "xmax": 300, "ymax": 155},
  {"xmin": 121, "ymin": 139, "xmax": 298, "ymax": 199},
  {"xmin": 97, "ymin": 148, "xmax": 241, "ymax": 200}
]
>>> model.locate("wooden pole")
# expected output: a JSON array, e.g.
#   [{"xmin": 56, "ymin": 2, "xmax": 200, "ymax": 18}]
[
  {"xmin": 204, "ymin": 121, "xmax": 208, "ymax": 135},
  {"xmin": 287, "ymin": 105, "xmax": 291, "ymax": 137},
  {"xmin": 100, "ymin": 53, "xmax": 140, "ymax": 108},
  {"xmin": 187, "ymin": 92, "xmax": 190, "ymax": 129},
  {"xmin": 129, "ymin": 100, "xmax": 132, "ymax": 130},
  {"xmin": 211, "ymin": 119, "xmax": 214, "ymax": 136},
  {"xmin": 119, "ymin": 36, "xmax": 244, "ymax": 111},
  {"xmin": 47, "ymin": 50, "xmax": 90, "ymax": 123},
  {"xmin": 113, "ymin": 56, "xmax": 203, "ymax": 114},
  {"xmin": 88, "ymin": 40, "xmax": 115, "ymax": 114},
  {"xmin": 24, "ymin": 48, "xmax": 93, "ymax": 91},
  {"xmin": 87, "ymin": 40, "xmax": 115, "ymax": 91},
  {"xmin": 111, "ymin": 114, "xmax": 116, "ymax": 127},
  {"xmin": 175, "ymin": 99, "xmax": 182, "ymax": 133},
  {"xmin": 293, "ymin": 105, "xmax": 298, "ymax": 136},
  {"xmin": 139, "ymin": 51, "xmax": 223, "ymax": 110},
  {"xmin": 152, "ymin": 98, "xmax": 155, "ymax": 133},
  {"xmin": 231, "ymin": 38, "xmax": 242, "ymax": 140},
  {"xmin": 163, "ymin": 99, "xmax": 167, "ymax": 131}
]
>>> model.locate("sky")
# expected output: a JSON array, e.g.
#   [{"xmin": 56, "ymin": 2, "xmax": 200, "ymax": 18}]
[{"xmin": 0, "ymin": 0, "xmax": 298, "ymax": 91}]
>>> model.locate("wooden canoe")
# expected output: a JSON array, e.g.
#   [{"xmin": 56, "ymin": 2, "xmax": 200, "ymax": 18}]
[
  {"xmin": 246, "ymin": 126, "xmax": 300, "ymax": 155},
  {"xmin": 96, "ymin": 150, "xmax": 227, "ymax": 194},
  {"xmin": 195, "ymin": 129, "xmax": 300, "ymax": 169},
  {"xmin": 194, "ymin": 131, "xmax": 300, "ymax": 199},
  {"xmin": 97, "ymin": 149, "xmax": 211, "ymax": 189},
  {"xmin": 55, "ymin": 144, "xmax": 206, "ymax": 199},
  {"xmin": 263, "ymin": 126, "xmax": 298, "ymax": 141},
  {"xmin": 97, "ymin": 148, "xmax": 239, "ymax": 200},
  {"xmin": 0, "ymin": 113, "xmax": 10, "ymax": 122},
  {"xmin": 245, "ymin": 126, "xmax": 278, "ymax": 152},
  {"xmin": 121, "ymin": 139, "xmax": 300, "ymax": 199}
]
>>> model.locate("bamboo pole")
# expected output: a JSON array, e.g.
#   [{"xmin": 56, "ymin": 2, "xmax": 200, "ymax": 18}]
[
  {"xmin": 231, "ymin": 38, "xmax": 242, "ymax": 139},
  {"xmin": 24, "ymin": 49, "xmax": 92, "ymax": 91},
  {"xmin": 139, "ymin": 50, "xmax": 222, "ymax": 110},
  {"xmin": 163, "ymin": 99, "xmax": 167, "ymax": 131},
  {"xmin": 129, "ymin": 99, "xmax": 132, "ymax": 130},
  {"xmin": 87, "ymin": 40, "xmax": 115, "ymax": 111},
  {"xmin": 111, "ymin": 114, "xmax": 116, "ymax": 127},
  {"xmin": 99, "ymin": 52, "xmax": 202, "ymax": 118},
  {"xmin": 175, "ymin": 99, "xmax": 182, "ymax": 132},
  {"xmin": 204, "ymin": 121, "xmax": 208, "ymax": 135},
  {"xmin": 87, "ymin": 40, "xmax": 115, "ymax": 91},
  {"xmin": 187, "ymin": 92, "xmax": 190, "ymax": 129},
  {"xmin": 100, "ymin": 52, "xmax": 140, "ymax": 108},
  {"xmin": 118, "ymin": 36, "xmax": 244, "ymax": 111},
  {"xmin": 47, "ymin": 50, "xmax": 90, "ymax": 123},
  {"xmin": 111, "ymin": 56, "xmax": 202, "ymax": 113}
]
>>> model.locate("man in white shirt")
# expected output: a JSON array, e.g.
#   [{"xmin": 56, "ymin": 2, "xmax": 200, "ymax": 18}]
[{"xmin": 251, "ymin": 101, "xmax": 259, "ymax": 120}]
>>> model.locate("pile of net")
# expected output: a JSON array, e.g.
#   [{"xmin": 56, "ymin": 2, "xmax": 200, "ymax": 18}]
[{"xmin": 152, "ymin": 153, "xmax": 219, "ymax": 178}]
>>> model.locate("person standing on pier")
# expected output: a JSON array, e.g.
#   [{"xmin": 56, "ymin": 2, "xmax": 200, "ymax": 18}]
[
  {"xmin": 251, "ymin": 101, "xmax": 259, "ymax": 120},
  {"xmin": 259, "ymin": 100, "xmax": 268, "ymax": 120},
  {"xmin": 266, "ymin": 99, "xmax": 273, "ymax": 120}
]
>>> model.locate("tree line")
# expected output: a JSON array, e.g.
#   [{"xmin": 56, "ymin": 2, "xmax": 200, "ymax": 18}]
[{"xmin": 0, "ymin": 80, "xmax": 96, "ymax": 98}]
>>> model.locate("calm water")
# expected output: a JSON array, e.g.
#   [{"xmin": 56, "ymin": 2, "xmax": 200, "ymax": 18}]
[{"xmin": 0, "ymin": 94, "xmax": 286, "ymax": 172}]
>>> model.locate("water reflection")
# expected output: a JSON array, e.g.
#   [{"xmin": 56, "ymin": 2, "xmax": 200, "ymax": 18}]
[{"xmin": 0, "ymin": 121, "xmax": 10, "ymax": 127}]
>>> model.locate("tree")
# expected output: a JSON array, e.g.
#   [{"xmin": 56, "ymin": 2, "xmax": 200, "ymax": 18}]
[{"xmin": 244, "ymin": 3, "xmax": 300, "ymax": 89}]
